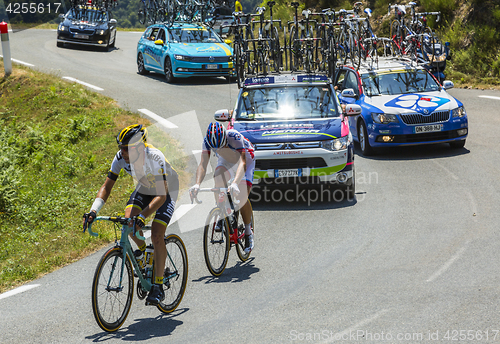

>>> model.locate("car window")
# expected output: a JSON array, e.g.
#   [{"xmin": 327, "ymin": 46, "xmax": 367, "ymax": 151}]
[
  {"xmin": 344, "ymin": 71, "xmax": 359, "ymax": 95},
  {"xmin": 148, "ymin": 28, "xmax": 159, "ymax": 41},
  {"xmin": 168, "ymin": 28, "xmax": 222, "ymax": 43},
  {"xmin": 156, "ymin": 29, "xmax": 166, "ymax": 42},
  {"xmin": 361, "ymin": 70, "xmax": 440, "ymax": 96},
  {"xmin": 66, "ymin": 8, "xmax": 107, "ymax": 22},
  {"xmin": 235, "ymin": 85, "xmax": 340, "ymax": 120}
]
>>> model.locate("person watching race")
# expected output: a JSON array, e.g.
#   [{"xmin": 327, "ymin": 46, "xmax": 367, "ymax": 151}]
[
  {"xmin": 190, "ymin": 122, "xmax": 255, "ymax": 253},
  {"xmin": 83, "ymin": 124, "xmax": 179, "ymax": 305}
]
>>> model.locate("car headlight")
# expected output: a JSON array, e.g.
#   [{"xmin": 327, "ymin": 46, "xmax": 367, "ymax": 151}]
[
  {"xmin": 58, "ymin": 24, "xmax": 67, "ymax": 31},
  {"xmin": 97, "ymin": 29, "xmax": 106, "ymax": 35},
  {"xmin": 322, "ymin": 136, "xmax": 349, "ymax": 151},
  {"xmin": 371, "ymin": 112, "xmax": 399, "ymax": 124},
  {"xmin": 174, "ymin": 55, "xmax": 192, "ymax": 61},
  {"xmin": 228, "ymin": 55, "xmax": 233, "ymax": 62},
  {"xmin": 451, "ymin": 105, "xmax": 466, "ymax": 118}
]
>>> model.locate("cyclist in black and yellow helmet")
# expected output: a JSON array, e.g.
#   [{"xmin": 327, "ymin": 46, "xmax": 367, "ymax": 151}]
[{"xmin": 83, "ymin": 124, "xmax": 179, "ymax": 305}]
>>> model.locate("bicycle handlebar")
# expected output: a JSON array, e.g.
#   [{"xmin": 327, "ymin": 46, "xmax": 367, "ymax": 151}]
[{"xmin": 83, "ymin": 216, "xmax": 147, "ymax": 240}]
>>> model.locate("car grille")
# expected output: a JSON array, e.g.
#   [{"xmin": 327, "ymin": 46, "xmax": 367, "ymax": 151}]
[
  {"xmin": 69, "ymin": 28, "xmax": 96, "ymax": 34},
  {"xmin": 399, "ymin": 111, "xmax": 450, "ymax": 125},
  {"xmin": 256, "ymin": 157, "xmax": 327, "ymax": 170},
  {"xmin": 381, "ymin": 129, "xmax": 465, "ymax": 143},
  {"xmin": 189, "ymin": 56, "xmax": 231, "ymax": 63}
]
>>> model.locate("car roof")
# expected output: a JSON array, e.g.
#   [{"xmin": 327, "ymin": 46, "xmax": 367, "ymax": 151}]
[
  {"xmin": 154, "ymin": 22, "xmax": 211, "ymax": 30},
  {"xmin": 343, "ymin": 57, "xmax": 426, "ymax": 75}
]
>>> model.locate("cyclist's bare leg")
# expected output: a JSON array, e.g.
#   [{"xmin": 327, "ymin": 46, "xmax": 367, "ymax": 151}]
[
  {"xmin": 150, "ymin": 221, "xmax": 167, "ymax": 281},
  {"xmin": 237, "ymin": 182, "xmax": 253, "ymax": 231},
  {"xmin": 125, "ymin": 205, "xmax": 146, "ymax": 249}
]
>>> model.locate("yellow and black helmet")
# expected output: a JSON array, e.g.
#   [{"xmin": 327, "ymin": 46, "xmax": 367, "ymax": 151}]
[{"xmin": 116, "ymin": 124, "xmax": 148, "ymax": 146}]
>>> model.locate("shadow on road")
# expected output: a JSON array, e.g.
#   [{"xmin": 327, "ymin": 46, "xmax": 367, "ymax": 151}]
[
  {"xmin": 354, "ymin": 142, "xmax": 470, "ymax": 161},
  {"xmin": 192, "ymin": 257, "xmax": 259, "ymax": 284},
  {"xmin": 136, "ymin": 72, "xmax": 234, "ymax": 86},
  {"xmin": 249, "ymin": 184, "xmax": 357, "ymax": 212},
  {"xmin": 86, "ymin": 307, "xmax": 188, "ymax": 342}
]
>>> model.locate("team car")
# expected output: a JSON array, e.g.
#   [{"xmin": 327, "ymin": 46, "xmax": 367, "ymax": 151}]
[
  {"xmin": 136, "ymin": 22, "xmax": 234, "ymax": 82},
  {"xmin": 335, "ymin": 59, "xmax": 468, "ymax": 156},
  {"xmin": 57, "ymin": 6, "xmax": 117, "ymax": 50},
  {"xmin": 214, "ymin": 74, "xmax": 362, "ymax": 198}
]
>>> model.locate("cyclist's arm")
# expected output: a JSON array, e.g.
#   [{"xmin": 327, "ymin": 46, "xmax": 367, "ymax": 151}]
[
  {"xmin": 195, "ymin": 150, "xmax": 211, "ymax": 185},
  {"xmin": 95, "ymin": 177, "xmax": 116, "ymax": 205},
  {"xmin": 233, "ymin": 150, "xmax": 247, "ymax": 185}
]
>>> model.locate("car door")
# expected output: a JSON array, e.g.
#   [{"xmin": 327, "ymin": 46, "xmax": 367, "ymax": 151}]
[
  {"xmin": 152, "ymin": 28, "xmax": 168, "ymax": 73},
  {"xmin": 141, "ymin": 27, "xmax": 156, "ymax": 68}
]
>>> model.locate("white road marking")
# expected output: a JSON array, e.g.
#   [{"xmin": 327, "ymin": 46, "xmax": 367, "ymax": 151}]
[
  {"xmin": 324, "ymin": 309, "xmax": 389, "ymax": 343},
  {"xmin": 138, "ymin": 109, "xmax": 178, "ymax": 129},
  {"xmin": 0, "ymin": 284, "xmax": 40, "ymax": 300},
  {"xmin": 426, "ymin": 242, "xmax": 469, "ymax": 282},
  {"xmin": 479, "ymin": 95, "xmax": 500, "ymax": 101},
  {"xmin": 0, "ymin": 55, "xmax": 34, "ymax": 67},
  {"xmin": 62, "ymin": 77, "xmax": 104, "ymax": 91}
]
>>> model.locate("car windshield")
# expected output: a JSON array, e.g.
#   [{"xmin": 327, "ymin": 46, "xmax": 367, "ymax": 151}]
[
  {"xmin": 168, "ymin": 28, "xmax": 222, "ymax": 43},
  {"xmin": 235, "ymin": 85, "xmax": 340, "ymax": 120},
  {"xmin": 66, "ymin": 8, "xmax": 108, "ymax": 22},
  {"xmin": 361, "ymin": 70, "xmax": 440, "ymax": 96}
]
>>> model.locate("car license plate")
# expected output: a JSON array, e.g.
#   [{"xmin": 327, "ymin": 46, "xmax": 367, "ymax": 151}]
[
  {"xmin": 275, "ymin": 169, "xmax": 302, "ymax": 178},
  {"xmin": 74, "ymin": 34, "xmax": 89, "ymax": 39},
  {"xmin": 414, "ymin": 124, "xmax": 442, "ymax": 134},
  {"xmin": 206, "ymin": 64, "xmax": 218, "ymax": 70}
]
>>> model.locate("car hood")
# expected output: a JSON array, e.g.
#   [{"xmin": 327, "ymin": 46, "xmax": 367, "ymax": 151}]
[
  {"xmin": 362, "ymin": 90, "xmax": 462, "ymax": 114},
  {"xmin": 232, "ymin": 118, "xmax": 347, "ymax": 144},
  {"xmin": 170, "ymin": 42, "xmax": 232, "ymax": 56}
]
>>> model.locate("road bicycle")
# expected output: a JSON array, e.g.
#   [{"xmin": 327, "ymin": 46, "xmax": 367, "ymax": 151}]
[
  {"xmin": 138, "ymin": 0, "xmax": 159, "ymax": 25},
  {"xmin": 191, "ymin": 187, "xmax": 254, "ymax": 277},
  {"xmin": 223, "ymin": 12, "xmax": 254, "ymax": 86},
  {"xmin": 313, "ymin": 8, "xmax": 338, "ymax": 77},
  {"xmin": 83, "ymin": 215, "xmax": 188, "ymax": 332}
]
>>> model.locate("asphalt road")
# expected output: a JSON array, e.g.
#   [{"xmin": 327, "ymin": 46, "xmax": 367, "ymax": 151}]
[{"xmin": 2, "ymin": 29, "xmax": 500, "ymax": 344}]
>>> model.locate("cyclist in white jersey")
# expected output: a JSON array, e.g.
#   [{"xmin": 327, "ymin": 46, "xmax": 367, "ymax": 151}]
[
  {"xmin": 190, "ymin": 122, "xmax": 255, "ymax": 253},
  {"xmin": 83, "ymin": 124, "xmax": 179, "ymax": 305}
]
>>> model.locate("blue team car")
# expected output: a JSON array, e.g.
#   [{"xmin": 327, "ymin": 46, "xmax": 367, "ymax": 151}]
[
  {"xmin": 136, "ymin": 22, "xmax": 234, "ymax": 83},
  {"xmin": 335, "ymin": 59, "xmax": 468, "ymax": 156}
]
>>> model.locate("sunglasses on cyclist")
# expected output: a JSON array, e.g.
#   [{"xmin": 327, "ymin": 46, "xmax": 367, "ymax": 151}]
[{"xmin": 119, "ymin": 145, "xmax": 129, "ymax": 152}]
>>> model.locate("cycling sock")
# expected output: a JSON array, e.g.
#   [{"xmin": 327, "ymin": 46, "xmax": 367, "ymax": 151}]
[
  {"xmin": 138, "ymin": 243, "xmax": 147, "ymax": 252},
  {"xmin": 155, "ymin": 276, "xmax": 163, "ymax": 284},
  {"xmin": 245, "ymin": 223, "xmax": 252, "ymax": 235}
]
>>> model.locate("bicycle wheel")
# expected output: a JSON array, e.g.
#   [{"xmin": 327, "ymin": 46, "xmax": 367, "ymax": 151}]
[
  {"xmin": 92, "ymin": 247, "xmax": 133, "ymax": 332},
  {"xmin": 203, "ymin": 207, "xmax": 230, "ymax": 276},
  {"xmin": 157, "ymin": 234, "xmax": 188, "ymax": 313},
  {"xmin": 235, "ymin": 202, "xmax": 254, "ymax": 262},
  {"xmin": 270, "ymin": 26, "xmax": 282, "ymax": 73},
  {"xmin": 138, "ymin": 4, "xmax": 146, "ymax": 25},
  {"xmin": 390, "ymin": 20, "xmax": 403, "ymax": 55},
  {"xmin": 289, "ymin": 26, "xmax": 300, "ymax": 71},
  {"xmin": 235, "ymin": 42, "xmax": 245, "ymax": 87},
  {"xmin": 327, "ymin": 35, "xmax": 337, "ymax": 78}
]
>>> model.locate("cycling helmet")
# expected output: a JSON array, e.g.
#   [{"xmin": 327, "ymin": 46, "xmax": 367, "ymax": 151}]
[
  {"xmin": 116, "ymin": 124, "xmax": 148, "ymax": 146},
  {"xmin": 205, "ymin": 122, "xmax": 227, "ymax": 149}
]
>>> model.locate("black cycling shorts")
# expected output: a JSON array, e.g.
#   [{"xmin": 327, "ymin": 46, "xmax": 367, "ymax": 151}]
[{"xmin": 126, "ymin": 189, "xmax": 175, "ymax": 227}]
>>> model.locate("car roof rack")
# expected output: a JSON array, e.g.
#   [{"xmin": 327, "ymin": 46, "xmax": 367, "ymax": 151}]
[{"xmin": 241, "ymin": 72, "xmax": 332, "ymax": 88}]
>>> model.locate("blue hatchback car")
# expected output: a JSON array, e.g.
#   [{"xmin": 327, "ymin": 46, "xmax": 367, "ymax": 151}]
[
  {"xmin": 334, "ymin": 59, "xmax": 468, "ymax": 155},
  {"xmin": 137, "ymin": 22, "xmax": 234, "ymax": 82}
]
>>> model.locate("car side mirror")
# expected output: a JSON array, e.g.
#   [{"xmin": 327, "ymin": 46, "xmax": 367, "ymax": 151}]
[
  {"xmin": 341, "ymin": 88, "xmax": 357, "ymax": 98},
  {"xmin": 110, "ymin": 19, "xmax": 117, "ymax": 24},
  {"xmin": 214, "ymin": 109, "xmax": 231, "ymax": 121},
  {"xmin": 442, "ymin": 80, "xmax": 454, "ymax": 90},
  {"xmin": 224, "ymin": 39, "xmax": 232, "ymax": 45},
  {"xmin": 154, "ymin": 39, "xmax": 164, "ymax": 45},
  {"xmin": 343, "ymin": 104, "xmax": 362, "ymax": 116}
]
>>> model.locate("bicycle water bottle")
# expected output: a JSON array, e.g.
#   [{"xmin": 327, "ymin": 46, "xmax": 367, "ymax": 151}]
[{"xmin": 145, "ymin": 245, "xmax": 154, "ymax": 268}]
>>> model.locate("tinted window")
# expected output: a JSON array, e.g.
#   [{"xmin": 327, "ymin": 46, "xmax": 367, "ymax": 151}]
[
  {"xmin": 362, "ymin": 70, "xmax": 440, "ymax": 96},
  {"xmin": 168, "ymin": 28, "xmax": 222, "ymax": 43},
  {"xmin": 236, "ymin": 85, "xmax": 341, "ymax": 120}
]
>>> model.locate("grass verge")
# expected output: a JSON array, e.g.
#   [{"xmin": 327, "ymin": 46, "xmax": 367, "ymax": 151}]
[{"xmin": 0, "ymin": 62, "xmax": 188, "ymax": 293}]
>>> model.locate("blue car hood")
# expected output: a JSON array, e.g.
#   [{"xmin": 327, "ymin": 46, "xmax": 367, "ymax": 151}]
[
  {"xmin": 170, "ymin": 42, "xmax": 232, "ymax": 56},
  {"xmin": 233, "ymin": 119, "xmax": 343, "ymax": 144}
]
